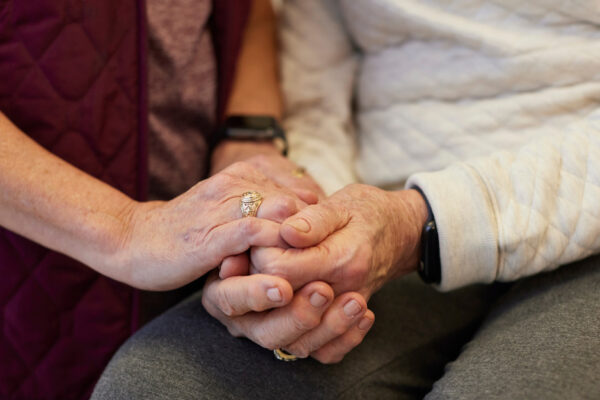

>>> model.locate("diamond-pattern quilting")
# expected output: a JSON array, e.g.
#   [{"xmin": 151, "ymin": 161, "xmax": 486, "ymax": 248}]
[
  {"xmin": 11, "ymin": 67, "xmax": 66, "ymax": 148},
  {"xmin": 34, "ymin": 253, "xmax": 97, "ymax": 311},
  {"xmin": 38, "ymin": 24, "xmax": 104, "ymax": 100},
  {"xmin": 0, "ymin": 42, "xmax": 33, "ymax": 99},
  {"xmin": 2, "ymin": 231, "xmax": 47, "ymax": 272},
  {"xmin": 13, "ymin": 0, "xmax": 63, "ymax": 60},
  {"xmin": 51, "ymin": 130, "xmax": 105, "ymax": 178},
  {"xmin": 101, "ymin": 133, "xmax": 139, "ymax": 195},
  {"xmin": 0, "ymin": 317, "xmax": 29, "ymax": 398},
  {"xmin": 77, "ymin": 62, "xmax": 136, "ymax": 161},
  {"xmin": 4, "ymin": 277, "xmax": 59, "ymax": 368},
  {"xmin": 81, "ymin": 0, "xmax": 134, "ymax": 57},
  {"xmin": 0, "ymin": 236, "xmax": 31, "ymax": 307},
  {"xmin": 0, "ymin": 0, "xmax": 143, "ymax": 397},
  {"xmin": 73, "ymin": 279, "xmax": 130, "ymax": 347}
]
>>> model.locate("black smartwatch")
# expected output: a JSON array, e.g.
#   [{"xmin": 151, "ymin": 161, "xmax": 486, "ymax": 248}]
[
  {"xmin": 414, "ymin": 187, "xmax": 441, "ymax": 284},
  {"xmin": 215, "ymin": 115, "xmax": 288, "ymax": 155}
]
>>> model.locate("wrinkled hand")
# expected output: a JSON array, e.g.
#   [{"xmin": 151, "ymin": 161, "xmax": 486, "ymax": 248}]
[
  {"xmin": 118, "ymin": 161, "xmax": 306, "ymax": 290},
  {"xmin": 251, "ymin": 184, "xmax": 429, "ymax": 300},
  {"xmin": 211, "ymin": 140, "xmax": 325, "ymax": 204},
  {"xmin": 202, "ymin": 270, "xmax": 374, "ymax": 363}
]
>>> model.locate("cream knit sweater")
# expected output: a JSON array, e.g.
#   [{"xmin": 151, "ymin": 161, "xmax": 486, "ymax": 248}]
[{"xmin": 280, "ymin": 0, "xmax": 600, "ymax": 290}]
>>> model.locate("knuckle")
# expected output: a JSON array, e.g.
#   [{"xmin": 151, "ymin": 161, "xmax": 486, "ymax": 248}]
[
  {"xmin": 254, "ymin": 329, "xmax": 279, "ymax": 350},
  {"xmin": 286, "ymin": 343, "xmax": 310, "ymax": 359},
  {"xmin": 212, "ymin": 171, "xmax": 236, "ymax": 189},
  {"xmin": 249, "ymin": 153, "xmax": 269, "ymax": 167},
  {"xmin": 201, "ymin": 293, "xmax": 217, "ymax": 316},
  {"xmin": 259, "ymin": 255, "xmax": 287, "ymax": 279},
  {"xmin": 291, "ymin": 307, "xmax": 320, "ymax": 331},
  {"xmin": 215, "ymin": 288, "xmax": 235, "ymax": 317},
  {"xmin": 344, "ymin": 332, "xmax": 364, "ymax": 349},
  {"xmin": 226, "ymin": 324, "xmax": 244, "ymax": 338},
  {"xmin": 269, "ymin": 196, "xmax": 297, "ymax": 220},
  {"xmin": 239, "ymin": 217, "xmax": 260, "ymax": 237},
  {"xmin": 329, "ymin": 321, "xmax": 349, "ymax": 337}
]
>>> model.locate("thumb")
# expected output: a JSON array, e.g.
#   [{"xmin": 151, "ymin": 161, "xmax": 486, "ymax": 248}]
[{"xmin": 280, "ymin": 201, "xmax": 350, "ymax": 248}]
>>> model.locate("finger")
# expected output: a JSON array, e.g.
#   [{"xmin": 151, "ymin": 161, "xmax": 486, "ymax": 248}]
[
  {"xmin": 283, "ymin": 292, "xmax": 367, "ymax": 358},
  {"xmin": 250, "ymin": 244, "xmax": 335, "ymax": 290},
  {"xmin": 290, "ymin": 187, "xmax": 319, "ymax": 205},
  {"xmin": 207, "ymin": 217, "xmax": 288, "ymax": 264},
  {"xmin": 219, "ymin": 253, "xmax": 249, "ymax": 279},
  {"xmin": 256, "ymin": 192, "xmax": 304, "ymax": 223},
  {"xmin": 280, "ymin": 201, "xmax": 350, "ymax": 248},
  {"xmin": 233, "ymin": 281, "xmax": 334, "ymax": 350},
  {"xmin": 310, "ymin": 309, "xmax": 375, "ymax": 364},
  {"xmin": 202, "ymin": 272, "xmax": 293, "ymax": 317},
  {"xmin": 218, "ymin": 188, "xmax": 307, "ymax": 223}
]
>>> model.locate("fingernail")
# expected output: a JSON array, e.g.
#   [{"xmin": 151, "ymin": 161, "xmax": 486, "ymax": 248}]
[
  {"xmin": 358, "ymin": 317, "xmax": 372, "ymax": 330},
  {"xmin": 267, "ymin": 288, "xmax": 282, "ymax": 302},
  {"xmin": 287, "ymin": 218, "xmax": 310, "ymax": 233},
  {"xmin": 309, "ymin": 292, "xmax": 328, "ymax": 307},
  {"xmin": 343, "ymin": 299, "xmax": 362, "ymax": 317}
]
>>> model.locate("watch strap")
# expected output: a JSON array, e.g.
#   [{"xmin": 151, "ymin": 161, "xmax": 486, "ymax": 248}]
[
  {"xmin": 414, "ymin": 187, "xmax": 442, "ymax": 284},
  {"xmin": 214, "ymin": 115, "xmax": 288, "ymax": 155}
]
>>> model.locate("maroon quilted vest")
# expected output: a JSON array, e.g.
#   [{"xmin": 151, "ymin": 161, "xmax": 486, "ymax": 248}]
[{"xmin": 0, "ymin": 1, "xmax": 249, "ymax": 399}]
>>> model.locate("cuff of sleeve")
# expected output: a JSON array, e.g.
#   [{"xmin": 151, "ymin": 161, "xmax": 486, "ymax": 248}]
[{"xmin": 406, "ymin": 164, "xmax": 499, "ymax": 291}]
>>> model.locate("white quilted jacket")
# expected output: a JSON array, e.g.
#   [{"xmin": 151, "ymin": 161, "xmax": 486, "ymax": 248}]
[{"xmin": 281, "ymin": 0, "xmax": 600, "ymax": 290}]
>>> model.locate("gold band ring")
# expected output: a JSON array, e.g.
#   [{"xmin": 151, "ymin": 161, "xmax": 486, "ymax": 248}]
[
  {"xmin": 274, "ymin": 348, "xmax": 298, "ymax": 362},
  {"xmin": 292, "ymin": 167, "xmax": 306, "ymax": 178},
  {"xmin": 240, "ymin": 191, "xmax": 263, "ymax": 218}
]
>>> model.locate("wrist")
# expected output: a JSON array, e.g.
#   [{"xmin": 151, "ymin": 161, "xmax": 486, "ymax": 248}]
[
  {"xmin": 389, "ymin": 189, "xmax": 429, "ymax": 276},
  {"xmin": 95, "ymin": 198, "xmax": 146, "ymax": 285},
  {"xmin": 210, "ymin": 140, "xmax": 281, "ymax": 174}
]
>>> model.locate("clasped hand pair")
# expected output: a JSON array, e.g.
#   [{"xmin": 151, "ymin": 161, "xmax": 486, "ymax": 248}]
[{"xmin": 117, "ymin": 153, "xmax": 426, "ymax": 364}]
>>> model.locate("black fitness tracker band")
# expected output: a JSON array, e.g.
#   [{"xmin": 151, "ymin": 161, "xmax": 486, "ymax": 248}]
[
  {"xmin": 215, "ymin": 115, "xmax": 288, "ymax": 155},
  {"xmin": 414, "ymin": 187, "xmax": 442, "ymax": 284}
]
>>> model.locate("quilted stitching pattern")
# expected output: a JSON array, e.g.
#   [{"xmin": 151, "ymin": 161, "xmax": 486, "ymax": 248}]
[
  {"xmin": 0, "ymin": 0, "xmax": 142, "ymax": 398},
  {"xmin": 282, "ymin": 0, "xmax": 600, "ymax": 286},
  {"xmin": 468, "ymin": 118, "xmax": 600, "ymax": 281}
]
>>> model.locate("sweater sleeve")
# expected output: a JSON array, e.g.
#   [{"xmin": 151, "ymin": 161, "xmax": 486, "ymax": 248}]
[
  {"xmin": 280, "ymin": 0, "xmax": 359, "ymax": 195},
  {"xmin": 407, "ymin": 121, "xmax": 600, "ymax": 291}
]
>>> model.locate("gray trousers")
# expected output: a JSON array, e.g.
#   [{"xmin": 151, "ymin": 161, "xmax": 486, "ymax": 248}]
[{"xmin": 92, "ymin": 256, "xmax": 600, "ymax": 399}]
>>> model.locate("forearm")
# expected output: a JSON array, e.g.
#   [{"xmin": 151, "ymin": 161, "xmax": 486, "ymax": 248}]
[
  {"xmin": 225, "ymin": 0, "xmax": 282, "ymax": 120},
  {"xmin": 0, "ymin": 113, "xmax": 136, "ymax": 277},
  {"xmin": 212, "ymin": 0, "xmax": 283, "ymax": 173}
]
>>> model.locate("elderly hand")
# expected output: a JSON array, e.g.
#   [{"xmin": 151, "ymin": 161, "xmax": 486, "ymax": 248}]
[
  {"xmin": 201, "ymin": 270, "xmax": 375, "ymax": 363},
  {"xmin": 250, "ymin": 184, "xmax": 429, "ymax": 300},
  {"xmin": 114, "ymin": 161, "xmax": 306, "ymax": 291},
  {"xmin": 211, "ymin": 140, "xmax": 325, "ymax": 204}
]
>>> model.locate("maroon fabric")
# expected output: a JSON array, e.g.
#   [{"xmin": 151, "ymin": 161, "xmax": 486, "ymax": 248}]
[
  {"xmin": 0, "ymin": 0, "xmax": 249, "ymax": 399},
  {"xmin": 0, "ymin": 1, "xmax": 146, "ymax": 399}
]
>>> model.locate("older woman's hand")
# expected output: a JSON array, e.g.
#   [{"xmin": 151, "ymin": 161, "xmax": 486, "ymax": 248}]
[
  {"xmin": 211, "ymin": 140, "xmax": 325, "ymax": 204},
  {"xmin": 113, "ymin": 161, "xmax": 307, "ymax": 291},
  {"xmin": 250, "ymin": 185, "xmax": 429, "ymax": 300},
  {"xmin": 201, "ymin": 271, "xmax": 375, "ymax": 364}
]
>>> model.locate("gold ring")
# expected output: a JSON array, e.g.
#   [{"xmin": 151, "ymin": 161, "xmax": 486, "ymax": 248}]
[
  {"xmin": 274, "ymin": 348, "xmax": 298, "ymax": 362},
  {"xmin": 292, "ymin": 167, "xmax": 306, "ymax": 178},
  {"xmin": 240, "ymin": 191, "xmax": 263, "ymax": 218}
]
